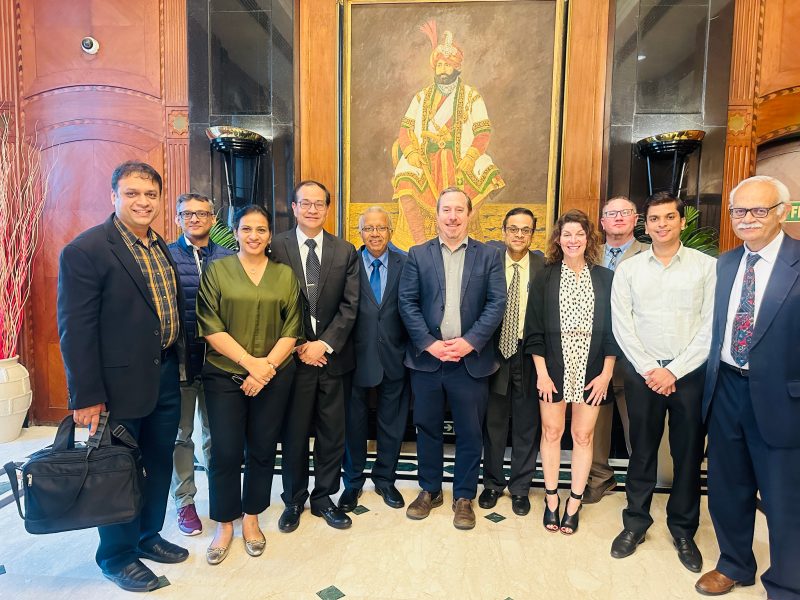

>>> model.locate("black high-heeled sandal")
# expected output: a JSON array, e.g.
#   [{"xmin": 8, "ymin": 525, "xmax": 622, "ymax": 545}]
[
  {"xmin": 560, "ymin": 490, "xmax": 583, "ymax": 535},
  {"xmin": 543, "ymin": 488, "xmax": 560, "ymax": 532}
]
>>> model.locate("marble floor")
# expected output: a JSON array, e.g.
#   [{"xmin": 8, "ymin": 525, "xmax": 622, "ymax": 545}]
[{"xmin": 0, "ymin": 427, "xmax": 771, "ymax": 600}]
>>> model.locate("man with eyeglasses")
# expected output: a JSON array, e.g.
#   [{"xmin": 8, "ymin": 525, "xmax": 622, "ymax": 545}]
[
  {"xmin": 339, "ymin": 207, "xmax": 409, "ymax": 513},
  {"xmin": 167, "ymin": 193, "xmax": 234, "ymax": 536},
  {"xmin": 585, "ymin": 196, "xmax": 649, "ymax": 505},
  {"xmin": 478, "ymin": 207, "xmax": 544, "ymax": 516},
  {"xmin": 695, "ymin": 176, "xmax": 800, "ymax": 599},
  {"xmin": 270, "ymin": 180, "xmax": 360, "ymax": 532}
]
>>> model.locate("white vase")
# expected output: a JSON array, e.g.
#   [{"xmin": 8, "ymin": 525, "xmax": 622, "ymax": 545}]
[{"xmin": 0, "ymin": 356, "xmax": 33, "ymax": 443}]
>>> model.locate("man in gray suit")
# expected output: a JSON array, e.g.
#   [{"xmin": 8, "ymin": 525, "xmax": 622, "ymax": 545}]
[{"xmin": 584, "ymin": 195, "xmax": 649, "ymax": 504}]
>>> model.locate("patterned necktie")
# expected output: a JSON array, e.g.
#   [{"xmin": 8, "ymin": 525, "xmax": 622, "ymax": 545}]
[
  {"xmin": 499, "ymin": 263, "xmax": 520, "ymax": 359},
  {"xmin": 730, "ymin": 253, "xmax": 761, "ymax": 366},
  {"xmin": 608, "ymin": 247, "xmax": 623, "ymax": 271},
  {"xmin": 370, "ymin": 258, "xmax": 382, "ymax": 304},
  {"xmin": 305, "ymin": 238, "xmax": 321, "ymax": 319}
]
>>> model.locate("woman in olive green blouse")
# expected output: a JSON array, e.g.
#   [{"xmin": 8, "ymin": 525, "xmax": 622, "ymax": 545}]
[{"xmin": 196, "ymin": 205, "xmax": 302, "ymax": 565}]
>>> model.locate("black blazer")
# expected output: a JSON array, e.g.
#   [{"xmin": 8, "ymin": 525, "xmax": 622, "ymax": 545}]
[
  {"xmin": 485, "ymin": 243, "xmax": 546, "ymax": 395},
  {"xmin": 523, "ymin": 262, "xmax": 619, "ymax": 402},
  {"xmin": 57, "ymin": 214, "xmax": 188, "ymax": 420},
  {"xmin": 270, "ymin": 229, "xmax": 360, "ymax": 376},
  {"xmin": 352, "ymin": 247, "xmax": 407, "ymax": 388}
]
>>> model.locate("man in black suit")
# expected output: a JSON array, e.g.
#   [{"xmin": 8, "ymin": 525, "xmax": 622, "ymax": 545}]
[
  {"xmin": 695, "ymin": 176, "xmax": 800, "ymax": 599},
  {"xmin": 270, "ymin": 180, "xmax": 360, "ymax": 531},
  {"xmin": 57, "ymin": 161, "xmax": 188, "ymax": 592},
  {"xmin": 399, "ymin": 187, "xmax": 506, "ymax": 530},
  {"xmin": 479, "ymin": 208, "xmax": 544, "ymax": 516},
  {"xmin": 339, "ymin": 207, "xmax": 408, "ymax": 512}
]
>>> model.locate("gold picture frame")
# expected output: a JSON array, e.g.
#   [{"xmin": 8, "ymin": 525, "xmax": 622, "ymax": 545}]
[{"xmin": 341, "ymin": 0, "xmax": 566, "ymax": 251}]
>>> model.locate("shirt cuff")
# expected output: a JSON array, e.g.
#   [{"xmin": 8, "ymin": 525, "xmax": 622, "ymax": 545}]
[{"xmin": 320, "ymin": 340, "xmax": 334, "ymax": 354}]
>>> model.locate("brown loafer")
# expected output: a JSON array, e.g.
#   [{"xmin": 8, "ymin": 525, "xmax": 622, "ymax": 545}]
[
  {"xmin": 695, "ymin": 570, "xmax": 755, "ymax": 596},
  {"xmin": 452, "ymin": 498, "xmax": 476, "ymax": 530},
  {"xmin": 582, "ymin": 479, "xmax": 616, "ymax": 505},
  {"xmin": 406, "ymin": 490, "xmax": 443, "ymax": 520}
]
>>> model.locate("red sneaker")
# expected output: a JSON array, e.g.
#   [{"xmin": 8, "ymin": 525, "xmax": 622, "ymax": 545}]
[{"xmin": 177, "ymin": 504, "xmax": 203, "ymax": 536}]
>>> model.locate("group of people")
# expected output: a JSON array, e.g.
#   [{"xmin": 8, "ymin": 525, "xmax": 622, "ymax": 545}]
[{"xmin": 56, "ymin": 160, "xmax": 798, "ymax": 599}]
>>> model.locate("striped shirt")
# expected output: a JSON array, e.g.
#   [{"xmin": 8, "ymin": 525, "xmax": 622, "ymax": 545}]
[{"xmin": 114, "ymin": 216, "xmax": 180, "ymax": 348}]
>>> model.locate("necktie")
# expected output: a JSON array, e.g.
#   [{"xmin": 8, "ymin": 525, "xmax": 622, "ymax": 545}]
[
  {"xmin": 498, "ymin": 263, "xmax": 520, "ymax": 359},
  {"xmin": 305, "ymin": 238, "xmax": 321, "ymax": 319},
  {"xmin": 607, "ymin": 247, "xmax": 623, "ymax": 271},
  {"xmin": 370, "ymin": 258, "xmax": 382, "ymax": 303},
  {"xmin": 730, "ymin": 253, "xmax": 761, "ymax": 367}
]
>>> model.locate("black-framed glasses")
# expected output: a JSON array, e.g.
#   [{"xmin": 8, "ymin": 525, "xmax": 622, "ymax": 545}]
[
  {"xmin": 504, "ymin": 226, "xmax": 533, "ymax": 236},
  {"xmin": 728, "ymin": 203, "xmax": 782, "ymax": 219},
  {"xmin": 361, "ymin": 226, "xmax": 390, "ymax": 234},
  {"xmin": 178, "ymin": 210, "xmax": 213, "ymax": 221},
  {"xmin": 602, "ymin": 209, "xmax": 636, "ymax": 218}
]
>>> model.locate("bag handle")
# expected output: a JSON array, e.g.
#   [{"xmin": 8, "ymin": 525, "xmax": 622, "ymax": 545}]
[{"xmin": 3, "ymin": 461, "xmax": 25, "ymax": 521}]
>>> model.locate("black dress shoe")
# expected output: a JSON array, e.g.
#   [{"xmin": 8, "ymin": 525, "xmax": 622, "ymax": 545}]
[
  {"xmin": 673, "ymin": 537, "xmax": 703, "ymax": 573},
  {"xmin": 375, "ymin": 485, "xmax": 405, "ymax": 509},
  {"xmin": 610, "ymin": 529, "xmax": 646, "ymax": 559},
  {"xmin": 138, "ymin": 538, "xmax": 189, "ymax": 564},
  {"xmin": 278, "ymin": 504, "xmax": 304, "ymax": 533},
  {"xmin": 511, "ymin": 494, "xmax": 531, "ymax": 516},
  {"xmin": 311, "ymin": 505, "xmax": 352, "ymax": 529},
  {"xmin": 102, "ymin": 559, "xmax": 159, "ymax": 592},
  {"xmin": 338, "ymin": 488, "xmax": 362, "ymax": 512},
  {"xmin": 478, "ymin": 488, "xmax": 502, "ymax": 509}
]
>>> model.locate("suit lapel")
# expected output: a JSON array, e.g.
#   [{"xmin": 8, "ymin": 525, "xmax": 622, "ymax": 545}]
[
  {"xmin": 383, "ymin": 250, "xmax": 403, "ymax": 304},
  {"xmin": 460, "ymin": 239, "xmax": 477, "ymax": 301},
  {"xmin": 104, "ymin": 218, "xmax": 157, "ymax": 315},
  {"xmin": 588, "ymin": 267, "xmax": 604, "ymax": 360},
  {"xmin": 358, "ymin": 247, "xmax": 379, "ymax": 308},
  {"xmin": 751, "ymin": 238, "xmax": 799, "ymax": 349},
  {"xmin": 318, "ymin": 231, "xmax": 336, "ymax": 292},
  {"xmin": 428, "ymin": 239, "xmax": 446, "ymax": 297},
  {"xmin": 282, "ymin": 231, "xmax": 308, "ymax": 299},
  {"xmin": 547, "ymin": 264, "xmax": 563, "ymax": 363},
  {"xmin": 716, "ymin": 246, "xmax": 744, "ymax": 345}
]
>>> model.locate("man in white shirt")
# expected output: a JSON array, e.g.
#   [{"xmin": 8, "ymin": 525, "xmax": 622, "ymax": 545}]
[
  {"xmin": 695, "ymin": 176, "xmax": 800, "ymax": 599},
  {"xmin": 585, "ymin": 196, "xmax": 649, "ymax": 505},
  {"xmin": 609, "ymin": 192, "xmax": 716, "ymax": 573}
]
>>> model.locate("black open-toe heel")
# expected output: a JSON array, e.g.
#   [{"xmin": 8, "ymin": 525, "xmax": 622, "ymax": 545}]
[
  {"xmin": 543, "ymin": 488, "xmax": 560, "ymax": 532},
  {"xmin": 560, "ymin": 490, "xmax": 583, "ymax": 535}
]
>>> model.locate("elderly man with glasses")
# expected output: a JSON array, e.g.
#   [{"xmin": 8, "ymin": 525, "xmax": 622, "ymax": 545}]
[{"xmin": 168, "ymin": 193, "xmax": 234, "ymax": 536}]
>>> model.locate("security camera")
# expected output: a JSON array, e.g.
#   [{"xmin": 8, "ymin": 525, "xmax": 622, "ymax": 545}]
[{"xmin": 81, "ymin": 37, "xmax": 100, "ymax": 55}]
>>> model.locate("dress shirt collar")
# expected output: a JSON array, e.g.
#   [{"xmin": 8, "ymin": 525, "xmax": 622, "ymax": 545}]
[
  {"xmin": 114, "ymin": 215, "xmax": 156, "ymax": 248},
  {"xmin": 505, "ymin": 250, "xmax": 529, "ymax": 270},
  {"xmin": 183, "ymin": 235, "xmax": 209, "ymax": 252},
  {"xmin": 743, "ymin": 230, "xmax": 784, "ymax": 265},
  {"xmin": 645, "ymin": 242, "xmax": 688, "ymax": 267},
  {"xmin": 362, "ymin": 246, "xmax": 388, "ymax": 269},
  {"xmin": 296, "ymin": 227, "xmax": 324, "ymax": 249},
  {"xmin": 605, "ymin": 237, "xmax": 634, "ymax": 259},
  {"xmin": 438, "ymin": 235, "xmax": 469, "ymax": 252}
]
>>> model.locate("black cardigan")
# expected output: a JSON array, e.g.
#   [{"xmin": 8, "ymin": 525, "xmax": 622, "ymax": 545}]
[{"xmin": 522, "ymin": 262, "xmax": 620, "ymax": 403}]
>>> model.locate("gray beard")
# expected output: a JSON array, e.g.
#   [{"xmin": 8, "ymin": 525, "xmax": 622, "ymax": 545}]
[{"xmin": 435, "ymin": 77, "xmax": 459, "ymax": 96}]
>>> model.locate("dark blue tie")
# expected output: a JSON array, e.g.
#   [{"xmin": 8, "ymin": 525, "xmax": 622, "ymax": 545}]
[{"xmin": 370, "ymin": 258, "xmax": 382, "ymax": 303}]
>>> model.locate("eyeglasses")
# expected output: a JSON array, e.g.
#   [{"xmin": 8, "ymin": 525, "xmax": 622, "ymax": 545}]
[
  {"xmin": 504, "ymin": 226, "xmax": 533, "ymax": 236},
  {"xmin": 728, "ymin": 203, "xmax": 782, "ymax": 219},
  {"xmin": 361, "ymin": 226, "xmax": 390, "ymax": 234},
  {"xmin": 231, "ymin": 374, "xmax": 245, "ymax": 385},
  {"xmin": 295, "ymin": 200, "xmax": 327, "ymax": 211},
  {"xmin": 602, "ymin": 209, "xmax": 636, "ymax": 218},
  {"xmin": 178, "ymin": 210, "xmax": 213, "ymax": 221}
]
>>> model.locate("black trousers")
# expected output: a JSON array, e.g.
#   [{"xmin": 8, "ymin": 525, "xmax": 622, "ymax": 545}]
[
  {"xmin": 343, "ymin": 375, "xmax": 408, "ymax": 489},
  {"xmin": 203, "ymin": 361, "xmax": 294, "ymax": 522},
  {"xmin": 411, "ymin": 361, "xmax": 488, "ymax": 500},
  {"xmin": 482, "ymin": 347, "xmax": 540, "ymax": 495},
  {"xmin": 708, "ymin": 366, "xmax": 800, "ymax": 600},
  {"xmin": 96, "ymin": 348, "xmax": 181, "ymax": 572},
  {"xmin": 280, "ymin": 358, "xmax": 348, "ymax": 511},
  {"xmin": 622, "ymin": 361, "xmax": 705, "ymax": 539}
]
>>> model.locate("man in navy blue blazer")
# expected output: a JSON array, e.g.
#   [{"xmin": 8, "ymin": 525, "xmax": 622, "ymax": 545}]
[
  {"xmin": 399, "ymin": 187, "xmax": 506, "ymax": 530},
  {"xmin": 339, "ymin": 206, "xmax": 409, "ymax": 512},
  {"xmin": 695, "ymin": 176, "xmax": 800, "ymax": 599}
]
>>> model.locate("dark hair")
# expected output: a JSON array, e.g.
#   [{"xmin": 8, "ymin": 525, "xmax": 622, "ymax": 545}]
[
  {"xmin": 644, "ymin": 191, "xmax": 684, "ymax": 218},
  {"xmin": 233, "ymin": 205, "xmax": 272, "ymax": 232},
  {"xmin": 293, "ymin": 180, "xmax": 331, "ymax": 206},
  {"xmin": 545, "ymin": 209, "xmax": 602, "ymax": 266},
  {"xmin": 111, "ymin": 161, "xmax": 162, "ymax": 194},
  {"xmin": 176, "ymin": 193, "xmax": 213, "ymax": 212},
  {"xmin": 502, "ymin": 207, "xmax": 537, "ymax": 230},
  {"xmin": 601, "ymin": 195, "xmax": 637, "ymax": 213},
  {"xmin": 436, "ymin": 186, "xmax": 472, "ymax": 213}
]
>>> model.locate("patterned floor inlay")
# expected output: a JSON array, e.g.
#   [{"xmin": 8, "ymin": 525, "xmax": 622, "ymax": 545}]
[{"xmin": 317, "ymin": 585, "xmax": 345, "ymax": 600}]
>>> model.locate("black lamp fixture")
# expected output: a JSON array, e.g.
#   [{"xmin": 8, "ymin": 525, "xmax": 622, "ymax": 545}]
[{"xmin": 635, "ymin": 130, "xmax": 705, "ymax": 203}]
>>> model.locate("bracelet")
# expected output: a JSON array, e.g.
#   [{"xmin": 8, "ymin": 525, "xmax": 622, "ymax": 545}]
[
  {"xmin": 267, "ymin": 361, "xmax": 277, "ymax": 371},
  {"xmin": 236, "ymin": 351, "xmax": 248, "ymax": 366}
]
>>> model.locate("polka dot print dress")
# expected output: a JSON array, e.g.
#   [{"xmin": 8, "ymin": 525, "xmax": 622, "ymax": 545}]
[{"xmin": 558, "ymin": 263, "xmax": 594, "ymax": 403}]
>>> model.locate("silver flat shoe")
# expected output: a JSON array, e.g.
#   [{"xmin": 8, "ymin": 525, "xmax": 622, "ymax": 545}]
[
  {"xmin": 244, "ymin": 534, "xmax": 266, "ymax": 557},
  {"xmin": 206, "ymin": 543, "xmax": 230, "ymax": 565}
]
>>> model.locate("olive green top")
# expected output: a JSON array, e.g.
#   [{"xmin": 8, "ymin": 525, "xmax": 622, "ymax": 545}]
[{"xmin": 196, "ymin": 255, "xmax": 303, "ymax": 375}]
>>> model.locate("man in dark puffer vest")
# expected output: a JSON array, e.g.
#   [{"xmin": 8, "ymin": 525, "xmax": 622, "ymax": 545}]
[{"xmin": 168, "ymin": 193, "xmax": 234, "ymax": 536}]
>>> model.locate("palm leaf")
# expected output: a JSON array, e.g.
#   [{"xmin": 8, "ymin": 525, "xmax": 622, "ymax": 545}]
[{"xmin": 209, "ymin": 220, "xmax": 238, "ymax": 251}]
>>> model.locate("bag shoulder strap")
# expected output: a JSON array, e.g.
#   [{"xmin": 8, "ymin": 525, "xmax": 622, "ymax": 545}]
[{"xmin": 3, "ymin": 462, "xmax": 25, "ymax": 520}]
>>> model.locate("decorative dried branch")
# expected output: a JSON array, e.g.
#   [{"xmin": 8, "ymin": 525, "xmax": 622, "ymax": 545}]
[{"xmin": 0, "ymin": 115, "xmax": 50, "ymax": 359}]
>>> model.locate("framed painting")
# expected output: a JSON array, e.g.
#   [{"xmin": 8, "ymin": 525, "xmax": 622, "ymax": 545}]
[{"xmin": 342, "ymin": 0, "xmax": 565, "ymax": 251}]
